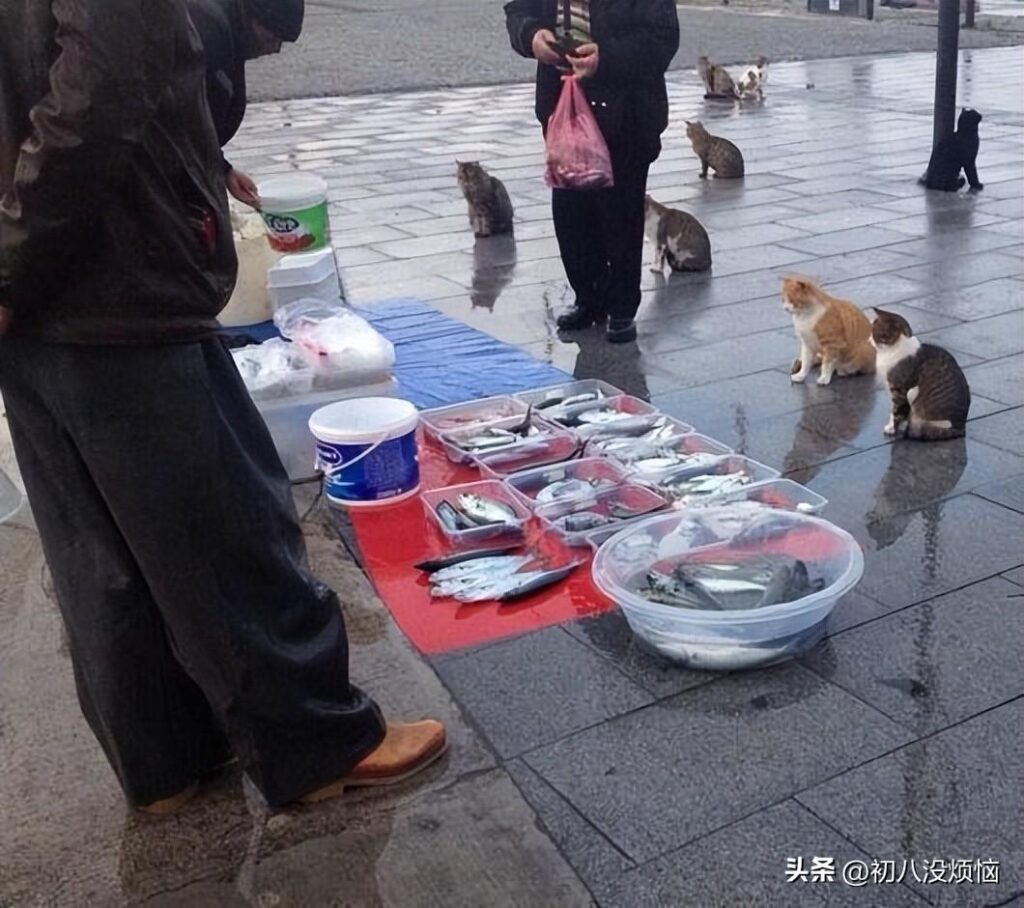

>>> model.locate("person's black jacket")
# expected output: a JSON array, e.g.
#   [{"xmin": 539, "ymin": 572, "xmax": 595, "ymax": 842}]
[
  {"xmin": 504, "ymin": 0, "xmax": 679, "ymax": 162},
  {"xmin": 0, "ymin": 0, "xmax": 236, "ymax": 343}
]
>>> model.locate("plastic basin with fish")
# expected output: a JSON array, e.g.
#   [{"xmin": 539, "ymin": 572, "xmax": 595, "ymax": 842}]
[
  {"xmin": 419, "ymin": 395, "xmax": 529, "ymax": 442},
  {"xmin": 592, "ymin": 507, "xmax": 864, "ymax": 671},
  {"xmin": 502, "ymin": 457, "xmax": 631, "ymax": 510},
  {"xmin": 536, "ymin": 483, "xmax": 670, "ymax": 548},
  {"xmin": 421, "ymin": 479, "xmax": 531, "ymax": 545}
]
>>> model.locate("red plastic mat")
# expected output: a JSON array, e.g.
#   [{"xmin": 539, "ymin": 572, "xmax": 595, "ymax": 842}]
[{"xmin": 346, "ymin": 430, "xmax": 615, "ymax": 655}]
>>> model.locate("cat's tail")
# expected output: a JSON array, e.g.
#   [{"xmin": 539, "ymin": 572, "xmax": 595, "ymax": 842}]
[{"xmin": 906, "ymin": 421, "xmax": 966, "ymax": 441}]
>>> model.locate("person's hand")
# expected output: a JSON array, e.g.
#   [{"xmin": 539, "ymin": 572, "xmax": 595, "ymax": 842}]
[
  {"xmin": 531, "ymin": 29, "xmax": 565, "ymax": 67},
  {"xmin": 226, "ymin": 168, "xmax": 261, "ymax": 209},
  {"xmin": 569, "ymin": 43, "xmax": 599, "ymax": 79},
  {"xmin": 0, "ymin": 306, "xmax": 11, "ymax": 338}
]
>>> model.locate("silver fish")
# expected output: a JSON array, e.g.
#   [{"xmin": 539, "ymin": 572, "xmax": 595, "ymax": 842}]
[
  {"xmin": 456, "ymin": 493, "xmax": 519, "ymax": 527},
  {"xmin": 535, "ymin": 477, "xmax": 613, "ymax": 504},
  {"xmin": 583, "ymin": 415, "xmax": 666, "ymax": 438},
  {"xmin": 554, "ymin": 511, "xmax": 613, "ymax": 533},
  {"xmin": 453, "ymin": 562, "xmax": 582, "ymax": 603},
  {"xmin": 429, "ymin": 554, "xmax": 532, "ymax": 585},
  {"xmin": 436, "ymin": 500, "xmax": 472, "ymax": 532}
]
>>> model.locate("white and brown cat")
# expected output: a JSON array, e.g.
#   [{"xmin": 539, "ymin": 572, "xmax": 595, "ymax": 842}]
[
  {"xmin": 782, "ymin": 277, "xmax": 875, "ymax": 385},
  {"xmin": 871, "ymin": 308, "xmax": 971, "ymax": 440},
  {"xmin": 644, "ymin": 195, "xmax": 712, "ymax": 274}
]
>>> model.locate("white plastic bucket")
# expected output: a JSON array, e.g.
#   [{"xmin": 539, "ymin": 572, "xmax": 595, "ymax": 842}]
[
  {"xmin": 309, "ymin": 397, "xmax": 420, "ymax": 506},
  {"xmin": 259, "ymin": 174, "xmax": 330, "ymax": 254}
]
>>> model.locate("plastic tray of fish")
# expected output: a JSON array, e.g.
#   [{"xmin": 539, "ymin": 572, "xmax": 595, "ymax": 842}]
[
  {"xmin": 707, "ymin": 478, "xmax": 828, "ymax": 515},
  {"xmin": 600, "ymin": 431, "xmax": 734, "ymax": 476},
  {"xmin": 421, "ymin": 480, "xmax": 532, "ymax": 545},
  {"xmin": 502, "ymin": 457, "xmax": 632, "ymax": 510},
  {"xmin": 436, "ymin": 412, "xmax": 569, "ymax": 465},
  {"xmin": 591, "ymin": 507, "xmax": 864, "ymax": 671},
  {"xmin": 536, "ymin": 393, "xmax": 668, "ymax": 437},
  {"xmin": 512, "ymin": 379, "xmax": 623, "ymax": 416},
  {"xmin": 646, "ymin": 455, "xmax": 781, "ymax": 507},
  {"xmin": 473, "ymin": 431, "xmax": 583, "ymax": 477},
  {"xmin": 535, "ymin": 483, "xmax": 670, "ymax": 548},
  {"xmin": 419, "ymin": 396, "xmax": 530, "ymax": 441}
]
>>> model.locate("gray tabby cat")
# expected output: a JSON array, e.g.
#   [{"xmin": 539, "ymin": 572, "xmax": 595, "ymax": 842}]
[
  {"xmin": 644, "ymin": 195, "xmax": 712, "ymax": 273},
  {"xmin": 871, "ymin": 309, "xmax": 971, "ymax": 440},
  {"xmin": 697, "ymin": 55, "xmax": 738, "ymax": 100},
  {"xmin": 456, "ymin": 161, "xmax": 514, "ymax": 237},
  {"xmin": 685, "ymin": 121, "xmax": 744, "ymax": 179}
]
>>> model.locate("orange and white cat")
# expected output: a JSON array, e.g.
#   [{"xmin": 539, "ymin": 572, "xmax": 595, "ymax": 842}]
[{"xmin": 781, "ymin": 277, "xmax": 876, "ymax": 385}]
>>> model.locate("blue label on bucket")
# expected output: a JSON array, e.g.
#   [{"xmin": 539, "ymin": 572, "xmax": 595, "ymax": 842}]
[{"xmin": 317, "ymin": 430, "xmax": 419, "ymax": 503}]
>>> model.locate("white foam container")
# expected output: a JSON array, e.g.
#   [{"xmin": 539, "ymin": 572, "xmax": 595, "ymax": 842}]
[
  {"xmin": 268, "ymin": 248, "xmax": 342, "ymax": 309},
  {"xmin": 592, "ymin": 507, "xmax": 864, "ymax": 671}
]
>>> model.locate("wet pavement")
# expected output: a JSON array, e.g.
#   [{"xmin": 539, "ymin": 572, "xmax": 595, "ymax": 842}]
[{"xmin": 3, "ymin": 48, "xmax": 1023, "ymax": 905}]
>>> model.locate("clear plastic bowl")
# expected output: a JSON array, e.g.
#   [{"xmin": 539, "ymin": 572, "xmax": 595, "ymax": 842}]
[
  {"xmin": 513, "ymin": 379, "xmax": 623, "ymax": 410},
  {"xmin": 646, "ymin": 455, "xmax": 781, "ymax": 506},
  {"xmin": 436, "ymin": 413, "xmax": 569, "ymax": 465},
  {"xmin": 419, "ymin": 396, "xmax": 529, "ymax": 441},
  {"xmin": 592, "ymin": 507, "xmax": 864, "ymax": 671},
  {"xmin": 536, "ymin": 483, "xmax": 670, "ymax": 548},
  {"xmin": 502, "ymin": 457, "xmax": 631, "ymax": 509},
  {"xmin": 607, "ymin": 432, "xmax": 734, "ymax": 476},
  {"xmin": 421, "ymin": 479, "xmax": 531, "ymax": 545},
  {"xmin": 706, "ymin": 478, "xmax": 828, "ymax": 515}
]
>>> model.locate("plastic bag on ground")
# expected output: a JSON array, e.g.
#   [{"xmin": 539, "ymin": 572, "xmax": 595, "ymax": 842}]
[{"xmin": 544, "ymin": 76, "xmax": 615, "ymax": 191}]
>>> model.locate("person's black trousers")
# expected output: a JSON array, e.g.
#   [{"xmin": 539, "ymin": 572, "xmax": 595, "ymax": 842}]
[
  {"xmin": 551, "ymin": 146, "xmax": 651, "ymax": 322},
  {"xmin": 0, "ymin": 336, "xmax": 385, "ymax": 807}
]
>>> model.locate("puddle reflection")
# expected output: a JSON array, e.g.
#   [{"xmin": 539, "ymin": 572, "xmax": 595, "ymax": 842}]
[
  {"xmin": 570, "ymin": 329, "xmax": 652, "ymax": 401},
  {"xmin": 865, "ymin": 437, "xmax": 969, "ymax": 555},
  {"xmin": 470, "ymin": 235, "xmax": 516, "ymax": 312}
]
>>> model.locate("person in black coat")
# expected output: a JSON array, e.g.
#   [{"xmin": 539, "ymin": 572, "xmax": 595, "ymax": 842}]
[
  {"xmin": 188, "ymin": 0, "xmax": 305, "ymax": 208},
  {"xmin": 505, "ymin": 0, "xmax": 679, "ymax": 342}
]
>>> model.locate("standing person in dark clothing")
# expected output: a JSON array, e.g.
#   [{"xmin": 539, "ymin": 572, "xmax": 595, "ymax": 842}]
[
  {"xmin": 504, "ymin": 0, "xmax": 679, "ymax": 343},
  {"xmin": 0, "ymin": 0, "xmax": 445, "ymax": 814},
  {"xmin": 188, "ymin": 0, "xmax": 305, "ymax": 208}
]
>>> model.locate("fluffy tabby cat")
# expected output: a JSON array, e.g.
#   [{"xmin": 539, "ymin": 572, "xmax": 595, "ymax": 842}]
[
  {"xmin": 920, "ymin": 108, "xmax": 983, "ymax": 192},
  {"xmin": 685, "ymin": 121, "xmax": 744, "ymax": 179},
  {"xmin": 782, "ymin": 277, "xmax": 875, "ymax": 385},
  {"xmin": 871, "ymin": 308, "xmax": 971, "ymax": 440},
  {"xmin": 738, "ymin": 56, "xmax": 768, "ymax": 100},
  {"xmin": 644, "ymin": 195, "xmax": 712, "ymax": 273},
  {"xmin": 697, "ymin": 55, "xmax": 738, "ymax": 100},
  {"xmin": 456, "ymin": 161, "xmax": 514, "ymax": 237}
]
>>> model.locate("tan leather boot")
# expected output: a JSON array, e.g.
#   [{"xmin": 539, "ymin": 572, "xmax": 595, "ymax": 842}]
[
  {"xmin": 301, "ymin": 720, "xmax": 447, "ymax": 804},
  {"xmin": 137, "ymin": 781, "xmax": 200, "ymax": 815}
]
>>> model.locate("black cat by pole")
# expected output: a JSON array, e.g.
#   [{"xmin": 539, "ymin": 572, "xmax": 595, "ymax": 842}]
[{"xmin": 932, "ymin": 0, "xmax": 961, "ymax": 149}]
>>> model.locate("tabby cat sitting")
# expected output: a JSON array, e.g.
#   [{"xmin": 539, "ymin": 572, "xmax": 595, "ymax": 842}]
[
  {"xmin": 871, "ymin": 308, "xmax": 971, "ymax": 440},
  {"xmin": 782, "ymin": 277, "xmax": 875, "ymax": 385},
  {"xmin": 456, "ymin": 161, "xmax": 514, "ymax": 237},
  {"xmin": 644, "ymin": 195, "xmax": 712, "ymax": 274},
  {"xmin": 685, "ymin": 121, "xmax": 744, "ymax": 179},
  {"xmin": 697, "ymin": 55, "xmax": 738, "ymax": 100}
]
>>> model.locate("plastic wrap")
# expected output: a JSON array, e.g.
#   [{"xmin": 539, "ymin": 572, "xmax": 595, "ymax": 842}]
[{"xmin": 230, "ymin": 338, "xmax": 314, "ymax": 401}]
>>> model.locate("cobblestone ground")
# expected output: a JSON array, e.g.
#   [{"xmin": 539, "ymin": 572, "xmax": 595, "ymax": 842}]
[
  {"xmin": 2, "ymin": 48, "xmax": 1022, "ymax": 906},
  {"xmin": 247, "ymin": 1, "xmax": 1023, "ymax": 98}
]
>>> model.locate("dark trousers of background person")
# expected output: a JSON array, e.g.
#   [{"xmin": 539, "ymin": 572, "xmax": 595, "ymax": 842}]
[
  {"xmin": 552, "ymin": 144, "xmax": 651, "ymax": 322},
  {"xmin": 0, "ymin": 336, "xmax": 385, "ymax": 808}
]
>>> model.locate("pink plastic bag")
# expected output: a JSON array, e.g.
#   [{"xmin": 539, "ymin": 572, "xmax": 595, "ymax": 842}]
[{"xmin": 544, "ymin": 76, "xmax": 615, "ymax": 191}]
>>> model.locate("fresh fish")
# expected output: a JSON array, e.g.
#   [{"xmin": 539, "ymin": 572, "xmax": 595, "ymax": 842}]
[
  {"xmin": 535, "ymin": 477, "xmax": 613, "ymax": 504},
  {"xmin": 415, "ymin": 546, "xmax": 521, "ymax": 572},
  {"xmin": 641, "ymin": 421, "xmax": 681, "ymax": 443},
  {"xmin": 429, "ymin": 554, "xmax": 532, "ymax": 584},
  {"xmin": 561, "ymin": 391, "xmax": 603, "ymax": 406},
  {"xmin": 554, "ymin": 511, "xmax": 614, "ymax": 533},
  {"xmin": 506, "ymin": 404, "xmax": 534, "ymax": 436},
  {"xmin": 456, "ymin": 494, "xmax": 519, "ymax": 527},
  {"xmin": 641, "ymin": 569, "xmax": 725, "ymax": 610},
  {"xmin": 436, "ymin": 500, "xmax": 471, "ymax": 532},
  {"xmin": 640, "ymin": 620, "xmax": 828, "ymax": 671},
  {"xmin": 607, "ymin": 500, "xmax": 665, "ymax": 520},
  {"xmin": 497, "ymin": 562, "xmax": 581, "ymax": 602},
  {"xmin": 475, "ymin": 441, "xmax": 581, "ymax": 471},
  {"xmin": 577, "ymin": 408, "xmax": 632, "ymax": 425},
  {"xmin": 583, "ymin": 415, "xmax": 666, "ymax": 438},
  {"xmin": 631, "ymin": 454, "xmax": 691, "ymax": 473},
  {"xmin": 663, "ymin": 471, "xmax": 751, "ymax": 501}
]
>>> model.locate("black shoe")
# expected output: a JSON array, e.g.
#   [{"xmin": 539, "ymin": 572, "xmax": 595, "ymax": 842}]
[
  {"xmin": 606, "ymin": 318, "xmax": 637, "ymax": 343},
  {"xmin": 556, "ymin": 306, "xmax": 606, "ymax": 331}
]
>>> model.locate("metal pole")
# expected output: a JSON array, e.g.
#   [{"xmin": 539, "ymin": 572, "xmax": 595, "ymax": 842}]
[
  {"xmin": 933, "ymin": 0, "xmax": 960, "ymax": 149},
  {"xmin": 965, "ymin": 0, "xmax": 975, "ymax": 29}
]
